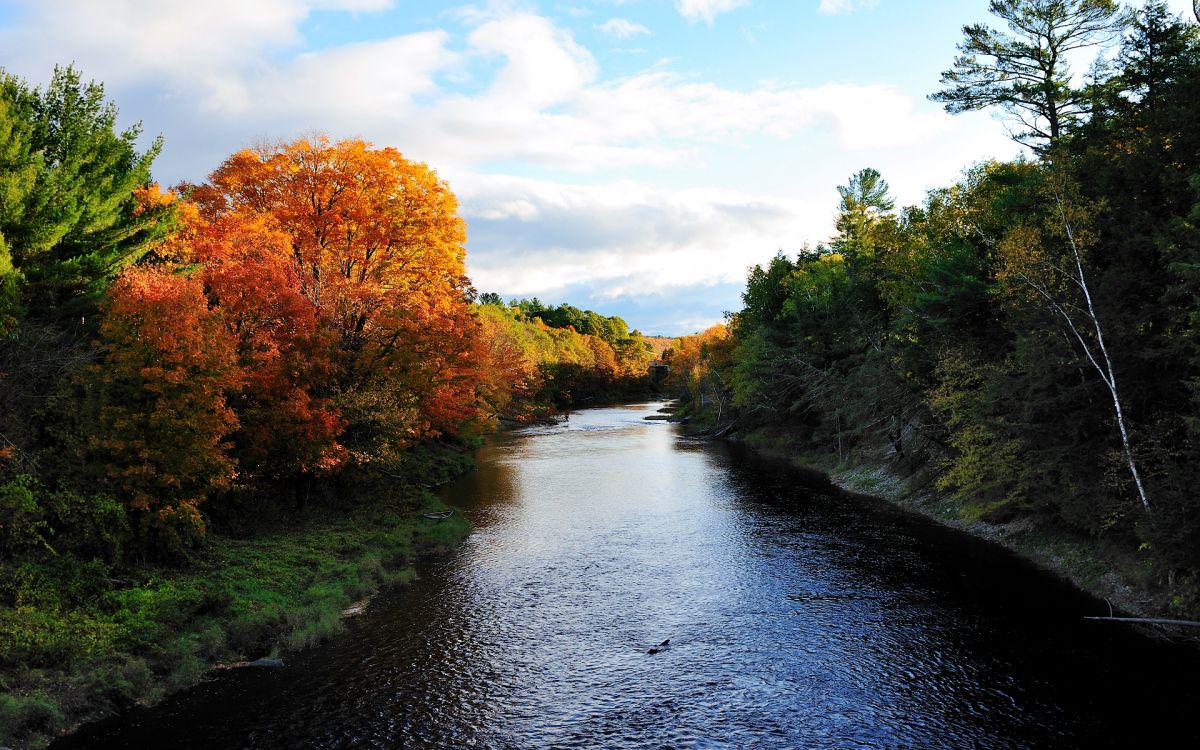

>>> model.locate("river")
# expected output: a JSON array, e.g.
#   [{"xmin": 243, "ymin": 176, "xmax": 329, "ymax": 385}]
[{"xmin": 57, "ymin": 402, "xmax": 1199, "ymax": 748}]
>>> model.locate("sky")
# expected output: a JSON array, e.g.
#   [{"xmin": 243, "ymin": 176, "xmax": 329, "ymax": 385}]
[{"xmin": 1, "ymin": 0, "xmax": 1195, "ymax": 335}]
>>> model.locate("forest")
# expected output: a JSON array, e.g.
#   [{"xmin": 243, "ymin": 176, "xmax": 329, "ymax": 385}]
[
  {"xmin": 0, "ymin": 67, "xmax": 652, "ymax": 745},
  {"xmin": 665, "ymin": 2, "xmax": 1200, "ymax": 617}
]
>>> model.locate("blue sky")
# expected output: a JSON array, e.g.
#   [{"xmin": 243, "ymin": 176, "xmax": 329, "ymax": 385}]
[{"xmin": 2, "ymin": 0, "xmax": 1193, "ymax": 335}]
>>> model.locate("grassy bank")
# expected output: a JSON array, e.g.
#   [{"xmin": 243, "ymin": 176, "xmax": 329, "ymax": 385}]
[
  {"xmin": 702, "ymin": 421, "xmax": 1178, "ymax": 633},
  {"xmin": 0, "ymin": 455, "xmax": 472, "ymax": 749}
]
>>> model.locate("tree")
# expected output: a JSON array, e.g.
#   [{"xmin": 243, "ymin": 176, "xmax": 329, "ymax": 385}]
[
  {"xmin": 89, "ymin": 268, "xmax": 240, "ymax": 556},
  {"xmin": 663, "ymin": 324, "xmax": 732, "ymax": 422},
  {"xmin": 1111, "ymin": 2, "xmax": 1199, "ymax": 115},
  {"xmin": 833, "ymin": 167, "xmax": 898, "ymax": 297},
  {"xmin": 1, "ymin": 66, "xmax": 178, "ymax": 481},
  {"xmin": 193, "ymin": 136, "xmax": 484, "ymax": 448},
  {"xmin": 180, "ymin": 210, "xmax": 346, "ymax": 477},
  {"xmin": 931, "ymin": 0, "xmax": 1124, "ymax": 149},
  {"xmin": 0, "ymin": 65, "xmax": 178, "ymax": 316},
  {"xmin": 0, "ymin": 93, "xmax": 38, "ymax": 331},
  {"xmin": 835, "ymin": 167, "xmax": 895, "ymax": 240},
  {"xmin": 996, "ymin": 168, "xmax": 1151, "ymax": 511}
]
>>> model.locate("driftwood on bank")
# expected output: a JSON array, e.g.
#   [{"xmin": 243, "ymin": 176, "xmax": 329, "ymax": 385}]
[
  {"xmin": 709, "ymin": 420, "xmax": 739, "ymax": 439},
  {"xmin": 686, "ymin": 417, "xmax": 738, "ymax": 439},
  {"xmin": 1083, "ymin": 616, "xmax": 1200, "ymax": 628}
]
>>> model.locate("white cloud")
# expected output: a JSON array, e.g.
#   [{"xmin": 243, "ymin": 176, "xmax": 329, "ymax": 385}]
[
  {"xmin": 674, "ymin": 0, "xmax": 748, "ymax": 25},
  {"xmin": 598, "ymin": 18, "xmax": 651, "ymax": 39},
  {"xmin": 469, "ymin": 13, "xmax": 597, "ymax": 109},
  {"xmin": 457, "ymin": 174, "xmax": 820, "ymax": 299},
  {"xmin": 574, "ymin": 75, "xmax": 950, "ymax": 152},
  {"xmin": 740, "ymin": 24, "xmax": 764, "ymax": 44},
  {"xmin": 818, "ymin": 0, "xmax": 879, "ymax": 14},
  {"xmin": 0, "ymin": 0, "xmax": 397, "ymax": 110},
  {"xmin": 227, "ymin": 32, "xmax": 458, "ymax": 118},
  {"xmin": 0, "ymin": 2, "xmax": 956, "ymax": 174}
]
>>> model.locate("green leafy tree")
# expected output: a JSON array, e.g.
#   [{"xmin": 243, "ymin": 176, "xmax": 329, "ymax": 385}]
[
  {"xmin": 835, "ymin": 168, "xmax": 895, "ymax": 240},
  {"xmin": 1112, "ymin": 2, "xmax": 1199, "ymax": 114}
]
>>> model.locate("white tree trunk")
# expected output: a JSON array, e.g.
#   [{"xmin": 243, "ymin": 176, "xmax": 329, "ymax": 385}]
[
  {"xmin": 1010, "ymin": 193, "xmax": 1151, "ymax": 512},
  {"xmin": 1057, "ymin": 200, "xmax": 1151, "ymax": 511}
]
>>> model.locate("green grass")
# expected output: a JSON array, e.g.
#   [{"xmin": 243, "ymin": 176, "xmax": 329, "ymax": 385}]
[{"xmin": 0, "ymin": 484, "xmax": 470, "ymax": 749}]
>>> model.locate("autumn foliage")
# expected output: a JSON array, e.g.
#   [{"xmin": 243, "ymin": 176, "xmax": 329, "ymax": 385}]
[
  {"xmin": 192, "ymin": 137, "xmax": 482, "ymax": 447},
  {"xmin": 0, "ymin": 78, "xmax": 661, "ymax": 561},
  {"xmin": 94, "ymin": 267, "xmax": 239, "ymax": 552},
  {"xmin": 19, "ymin": 135, "xmax": 652, "ymax": 557},
  {"xmin": 188, "ymin": 210, "xmax": 346, "ymax": 478},
  {"xmin": 0, "ymin": 70, "xmax": 667, "ymax": 746},
  {"xmin": 474, "ymin": 301, "xmax": 654, "ymax": 422}
]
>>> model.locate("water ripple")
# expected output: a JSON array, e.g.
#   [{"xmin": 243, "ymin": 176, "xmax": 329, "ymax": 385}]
[{"xmin": 57, "ymin": 402, "xmax": 1200, "ymax": 749}]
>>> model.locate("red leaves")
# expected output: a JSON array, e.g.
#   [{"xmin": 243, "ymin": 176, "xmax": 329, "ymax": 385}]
[
  {"xmin": 97, "ymin": 268, "xmax": 239, "ymax": 525},
  {"xmin": 93, "ymin": 134, "xmax": 664, "ymax": 554}
]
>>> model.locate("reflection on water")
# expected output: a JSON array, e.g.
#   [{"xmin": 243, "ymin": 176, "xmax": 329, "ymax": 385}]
[{"xmin": 58, "ymin": 403, "xmax": 1200, "ymax": 749}]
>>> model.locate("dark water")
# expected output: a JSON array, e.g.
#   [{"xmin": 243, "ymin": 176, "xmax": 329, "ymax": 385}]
[{"xmin": 58, "ymin": 403, "xmax": 1199, "ymax": 748}]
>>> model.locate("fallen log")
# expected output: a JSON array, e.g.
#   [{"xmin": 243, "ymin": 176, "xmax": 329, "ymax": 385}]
[{"xmin": 1083, "ymin": 616, "xmax": 1200, "ymax": 628}]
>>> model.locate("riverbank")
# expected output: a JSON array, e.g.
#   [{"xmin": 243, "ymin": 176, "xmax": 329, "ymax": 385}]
[
  {"xmin": 1, "ymin": 471, "xmax": 471, "ymax": 749},
  {"xmin": 701, "ymin": 423, "xmax": 1184, "ymax": 637},
  {"xmin": 31, "ymin": 402, "xmax": 1200, "ymax": 748}
]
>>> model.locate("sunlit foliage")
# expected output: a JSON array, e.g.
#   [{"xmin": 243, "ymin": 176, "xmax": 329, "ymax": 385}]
[{"xmin": 668, "ymin": 1, "xmax": 1200, "ymax": 614}]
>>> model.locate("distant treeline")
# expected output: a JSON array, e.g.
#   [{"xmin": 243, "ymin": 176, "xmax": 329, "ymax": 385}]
[
  {"xmin": 665, "ymin": 2, "xmax": 1200, "ymax": 614},
  {"xmin": 475, "ymin": 295, "xmax": 655, "ymax": 419}
]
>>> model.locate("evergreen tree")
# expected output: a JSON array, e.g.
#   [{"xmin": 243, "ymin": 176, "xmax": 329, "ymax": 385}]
[
  {"xmin": 931, "ymin": 0, "xmax": 1124, "ymax": 149},
  {"xmin": 0, "ymin": 65, "xmax": 178, "ymax": 318}
]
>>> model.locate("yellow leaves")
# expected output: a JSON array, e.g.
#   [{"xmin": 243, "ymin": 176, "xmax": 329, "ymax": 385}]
[
  {"xmin": 131, "ymin": 183, "xmax": 176, "ymax": 215},
  {"xmin": 662, "ymin": 324, "xmax": 731, "ymax": 399},
  {"xmin": 995, "ymin": 223, "xmax": 1046, "ymax": 285}
]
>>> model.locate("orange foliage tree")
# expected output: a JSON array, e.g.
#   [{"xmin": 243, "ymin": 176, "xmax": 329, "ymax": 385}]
[
  {"xmin": 80, "ymin": 136, "xmax": 534, "ymax": 556},
  {"xmin": 664, "ymin": 324, "xmax": 733, "ymax": 421},
  {"xmin": 185, "ymin": 211, "xmax": 346, "ymax": 477},
  {"xmin": 93, "ymin": 267, "xmax": 240, "ymax": 554},
  {"xmin": 190, "ymin": 136, "xmax": 484, "ymax": 458}
]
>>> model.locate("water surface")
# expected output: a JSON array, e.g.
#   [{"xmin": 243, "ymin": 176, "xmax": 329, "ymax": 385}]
[{"xmin": 58, "ymin": 403, "xmax": 1199, "ymax": 748}]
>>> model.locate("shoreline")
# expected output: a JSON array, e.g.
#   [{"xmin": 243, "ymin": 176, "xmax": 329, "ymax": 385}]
[
  {"xmin": 701, "ymin": 426, "xmax": 1187, "ymax": 642},
  {"xmin": 4, "ymin": 483, "xmax": 471, "ymax": 750}
]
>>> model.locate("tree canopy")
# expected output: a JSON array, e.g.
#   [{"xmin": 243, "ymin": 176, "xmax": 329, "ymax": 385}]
[
  {"xmin": 0, "ymin": 65, "xmax": 178, "ymax": 318},
  {"xmin": 931, "ymin": 0, "xmax": 1124, "ymax": 148}
]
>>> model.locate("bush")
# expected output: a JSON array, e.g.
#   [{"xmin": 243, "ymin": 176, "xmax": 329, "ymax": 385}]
[
  {"xmin": 0, "ymin": 475, "xmax": 127, "ymax": 565},
  {"xmin": 0, "ymin": 475, "xmax": 51, "ymax": 558},
  {"xmin": 0, "ymin": 557, "xmax": 111, "ymax": 609},
  {"xmin": 142, "ymin": 502, "xmax": 207, "ymax": 562},
  {"xmin": 46, "ymin": 490, "xmax": 128, "ymax": 563},
  {"xmin": 0, "ymin": 690, "xmax": 64, "ymax": 746}
]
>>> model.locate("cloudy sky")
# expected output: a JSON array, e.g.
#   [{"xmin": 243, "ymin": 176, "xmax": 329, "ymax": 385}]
[{"xmin": 1, "ymin": 0, "xmax": 1193, "ymax": 334}]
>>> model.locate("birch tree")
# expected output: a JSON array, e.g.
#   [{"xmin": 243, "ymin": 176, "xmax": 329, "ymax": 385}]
[{"xmin": 996, "ymin": 169, "xmax": 1151, "ymax": 511}]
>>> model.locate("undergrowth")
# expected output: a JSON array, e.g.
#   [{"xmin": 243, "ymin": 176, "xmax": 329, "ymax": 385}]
[{"xmin": 0, "ymin": 451, "xmax": 472, "ymax": 749}]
